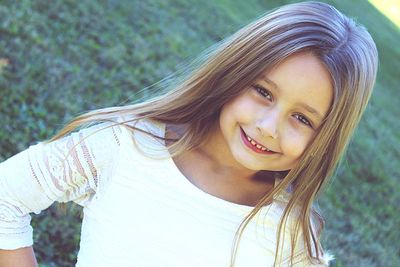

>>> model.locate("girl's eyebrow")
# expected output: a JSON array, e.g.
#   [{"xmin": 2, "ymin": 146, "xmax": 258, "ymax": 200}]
[
  {"xmin": 260, "ymin": 75, "xmax": 278, "ymax": 89},
  {"xmin": 298, "ymin": 103, "xmax": 324, "ymax": 120},
  {"xmin": 260, "ymin": 75, "xmax": 324, "ymax": 120}
]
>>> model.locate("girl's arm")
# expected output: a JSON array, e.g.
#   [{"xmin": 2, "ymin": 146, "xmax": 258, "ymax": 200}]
[
  {"xmin": 0, "ymin": 247, "xmax": 38, "ymax": 267},
  {"xmin": 0, "ymin": 120, "xmax": 124, "ymax": 259}
]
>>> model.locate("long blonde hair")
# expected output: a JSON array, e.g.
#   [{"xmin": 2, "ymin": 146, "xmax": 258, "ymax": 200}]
[{"xmin": 49, "ymin": 1, "xmax": 378, "ymax": 266}]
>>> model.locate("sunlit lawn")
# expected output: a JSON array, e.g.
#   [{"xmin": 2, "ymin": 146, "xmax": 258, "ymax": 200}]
[{"xmin": 369, "ymin": 0, "xmax": 400, "ymax": 28}]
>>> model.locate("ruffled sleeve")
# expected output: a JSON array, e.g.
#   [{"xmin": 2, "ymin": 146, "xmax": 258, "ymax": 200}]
[{"xmin": 0, "ymin": 120, "xmax": 123, "ymax": 249}]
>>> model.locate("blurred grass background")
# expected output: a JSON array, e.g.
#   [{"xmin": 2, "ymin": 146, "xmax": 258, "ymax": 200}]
[{"xmin": 0, "ymin": 0, "xmax": 399, "ymax": 266}]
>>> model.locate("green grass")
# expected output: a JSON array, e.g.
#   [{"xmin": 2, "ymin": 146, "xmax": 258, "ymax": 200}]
[
  {"xmin": 368, "ymin": 0, "xmax": 400, "ymax": 28},
  {"xmin": 0, "ymin": 0, "xmax": 399, "ymax": 266}
]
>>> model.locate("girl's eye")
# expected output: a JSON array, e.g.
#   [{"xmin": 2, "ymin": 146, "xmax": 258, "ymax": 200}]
[
  {"xmin": 294, "ymin": 114, "xmax": 313, "ymax": 128},
  {"xmin": 252, "ymin": 85, "xmax": 273, "ymax": 101}
]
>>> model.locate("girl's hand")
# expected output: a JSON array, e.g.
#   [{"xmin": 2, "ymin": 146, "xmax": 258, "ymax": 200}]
[{"xmin": 0, "ymin": 246, "xmax": 38, "ymax": 267}]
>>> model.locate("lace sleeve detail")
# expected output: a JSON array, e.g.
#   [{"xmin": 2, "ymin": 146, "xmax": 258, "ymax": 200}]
[{"xmin": 0, "ymin": 121, "xmax": 123, "ymax": 249}]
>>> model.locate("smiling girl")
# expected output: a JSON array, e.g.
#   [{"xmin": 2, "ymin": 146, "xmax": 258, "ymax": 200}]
[{"xmin": 0, "ymin": 1, "xmax": 377, "ymax": 266}]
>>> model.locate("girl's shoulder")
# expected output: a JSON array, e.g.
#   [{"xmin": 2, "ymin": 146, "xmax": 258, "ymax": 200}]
[
  {"xmin": 117, "ymin": 114, "xmax": 165, "ymax": 137},
  {"xmin": 116, "ymin": 114, "xmax": 169, "ymax": 158}
]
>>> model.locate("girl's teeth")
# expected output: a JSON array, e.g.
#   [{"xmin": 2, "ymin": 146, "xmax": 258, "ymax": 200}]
[{"xmin": 246, "ymin": 134, "xmax": 270, "ymax": 151}]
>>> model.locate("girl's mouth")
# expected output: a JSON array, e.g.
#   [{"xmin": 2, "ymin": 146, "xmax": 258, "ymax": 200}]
[{"xmin": 240, "ymin": 127, "xmax": 277, "ymax": 155}]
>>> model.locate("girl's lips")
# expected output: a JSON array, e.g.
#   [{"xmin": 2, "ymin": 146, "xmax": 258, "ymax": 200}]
[{"xmin": 240, "ymin": 127, "xmax": 277, "ymax": 155}]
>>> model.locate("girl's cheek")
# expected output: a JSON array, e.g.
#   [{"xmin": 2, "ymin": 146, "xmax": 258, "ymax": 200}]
[
  {"xmin": 231, "ymin": 97, "xmax": 259, "ymax": 120},
  {"xmin": 281, "ymin": 130, "xmax": 309, "ymax": 157}
]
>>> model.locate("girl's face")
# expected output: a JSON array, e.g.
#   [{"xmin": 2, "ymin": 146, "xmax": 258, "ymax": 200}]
[{"xmin": 217, "ymin": 52, "xmax": 333, "ymax": 172}]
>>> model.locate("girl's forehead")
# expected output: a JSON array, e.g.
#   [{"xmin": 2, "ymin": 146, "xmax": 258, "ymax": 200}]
[{"xmin": 257, "ymin": 52, "xmax": 333, "ymax": 115}]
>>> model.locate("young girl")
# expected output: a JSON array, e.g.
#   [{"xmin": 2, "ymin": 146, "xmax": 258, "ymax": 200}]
[{"xmin": 0, "ymin": 1, "xmax": 378, "ymax": 266}]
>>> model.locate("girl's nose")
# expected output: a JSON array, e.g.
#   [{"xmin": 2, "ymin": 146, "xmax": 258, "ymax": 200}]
[{"xmin": 256, "ymin": 109, "xmax": 279, "ymax": 139}]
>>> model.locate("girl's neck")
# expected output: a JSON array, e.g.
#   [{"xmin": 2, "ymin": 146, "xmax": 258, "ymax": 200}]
[{"xmin": 165, "ymin": 123, "xmax": 275, "ymax": 206}]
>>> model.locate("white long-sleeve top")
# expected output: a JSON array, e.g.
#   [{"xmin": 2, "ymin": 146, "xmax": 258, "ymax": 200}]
[{"xmin": 0, "ymin": 117, "xmax": 332, "ymax": 266}]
